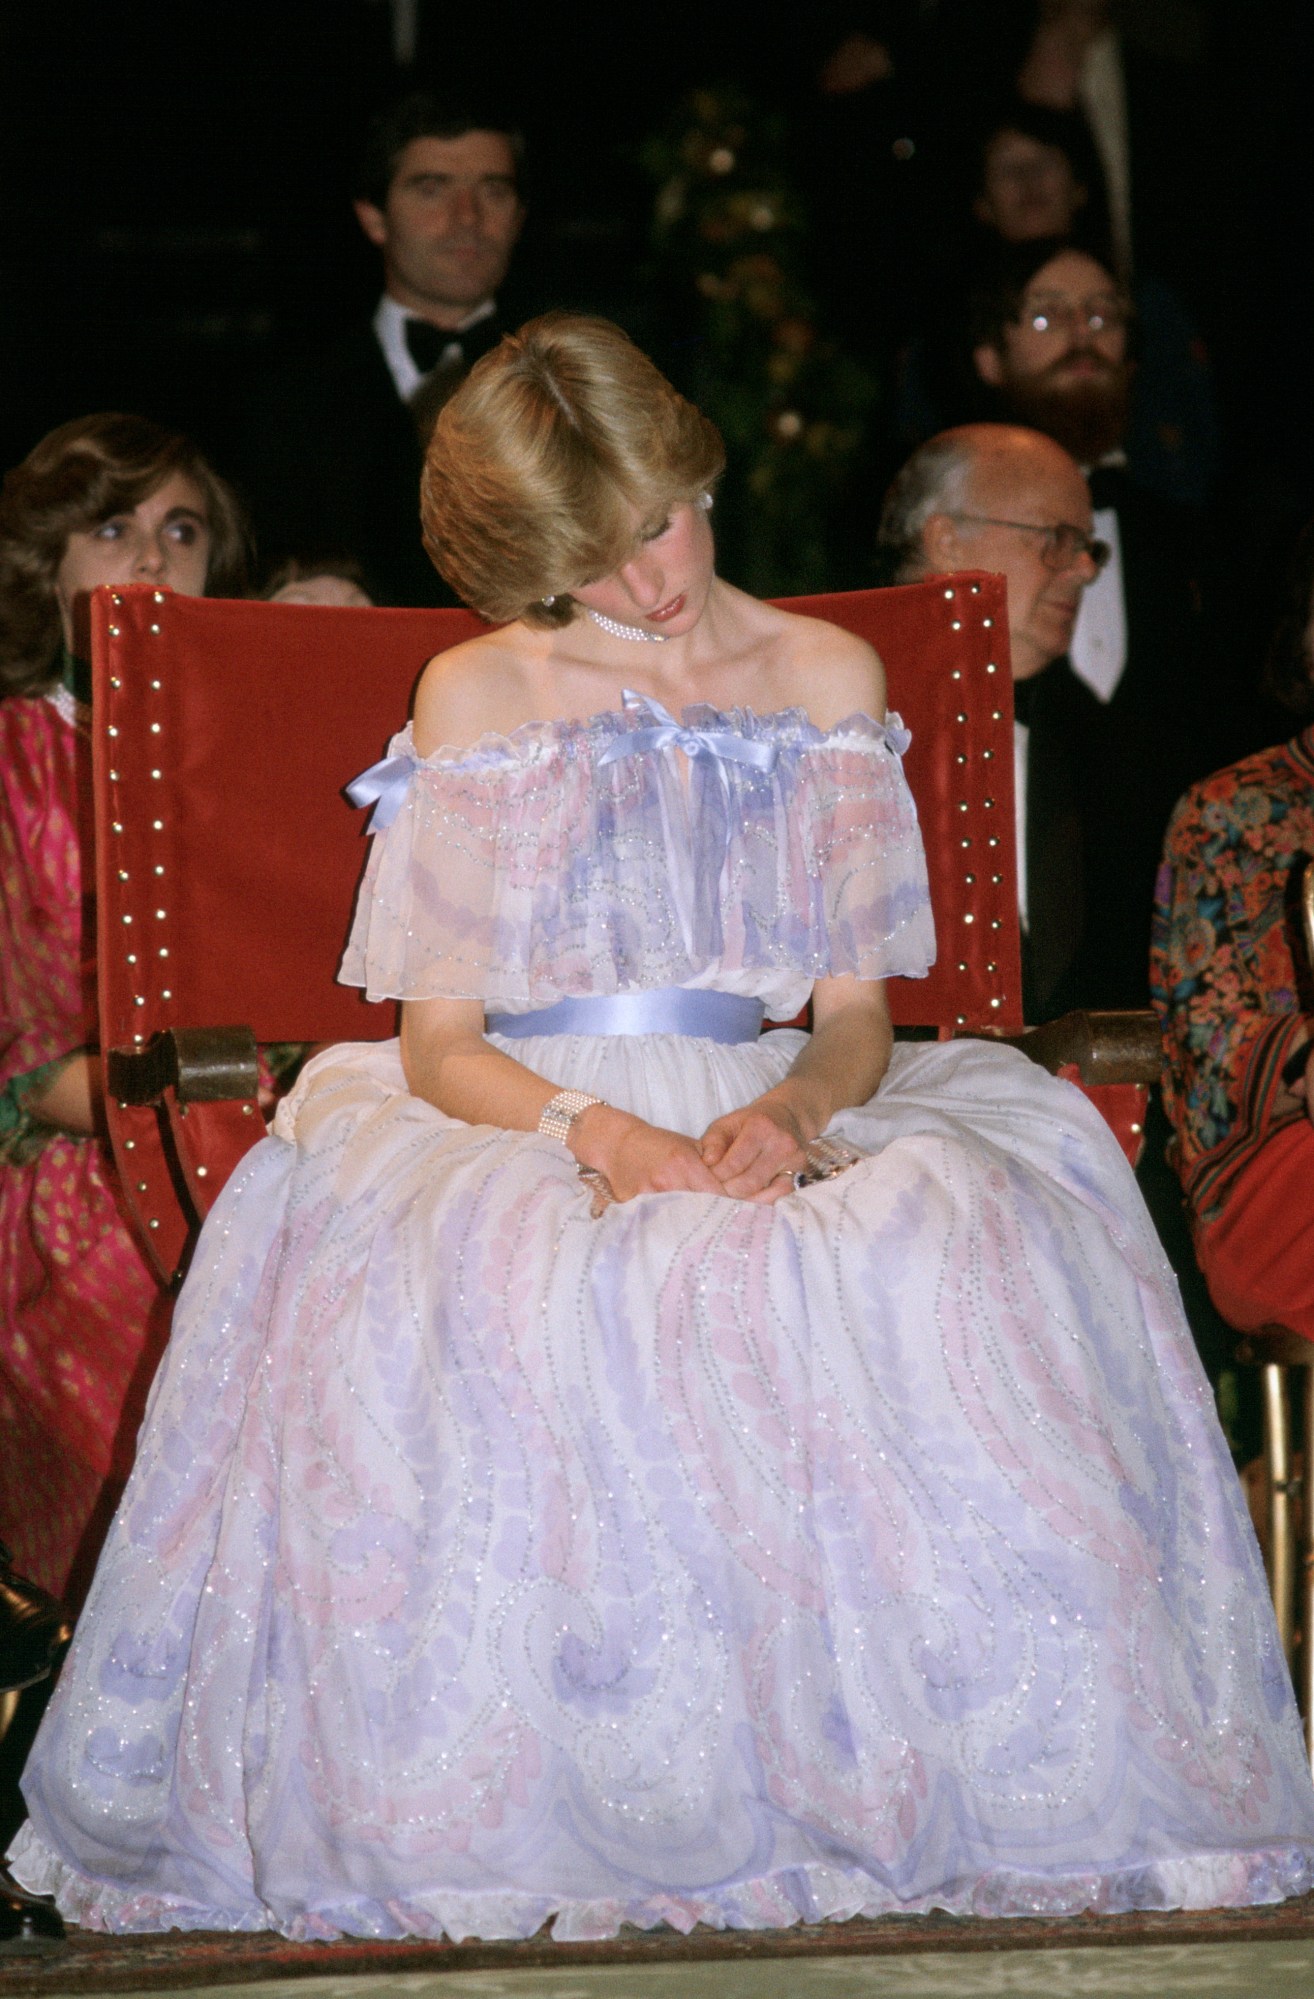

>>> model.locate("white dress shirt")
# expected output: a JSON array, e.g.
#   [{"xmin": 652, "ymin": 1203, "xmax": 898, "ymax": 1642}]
[{"xmin": 1068, "ymin": 504, "xmax": 1126, "ymax": 704}]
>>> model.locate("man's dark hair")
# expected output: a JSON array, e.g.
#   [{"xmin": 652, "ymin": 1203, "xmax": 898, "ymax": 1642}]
[
  {"xmin": 967, "ymin": 236, "xmax": 1126, "ymax": 355},
  {"xmin": 970, "ymin": 96, "xmax": 1103, "ymax": 201},
  {"xmin": 355, "ymin": 91, "xmax": 527, "ymax": 209}
]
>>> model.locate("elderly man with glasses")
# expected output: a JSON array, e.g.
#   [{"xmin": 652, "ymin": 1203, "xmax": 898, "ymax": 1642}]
[{"xmin": 879, "ymin": 421, "xmax": 1170, "ymax": 1025}]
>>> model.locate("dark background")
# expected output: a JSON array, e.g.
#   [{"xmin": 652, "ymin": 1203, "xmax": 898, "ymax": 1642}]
[{"xmin": 3, "ymin": 0, "xmax": 1313, "ymax": 574}]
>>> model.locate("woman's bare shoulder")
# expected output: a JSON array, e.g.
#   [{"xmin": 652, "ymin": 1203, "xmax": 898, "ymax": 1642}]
[
  {"xmin": 762, "ymin": 603, "xmax": 888, "ymax": 731},
  {"xmin": 411, "ymin": 629, "xmax": 537, "ymax": 755}
]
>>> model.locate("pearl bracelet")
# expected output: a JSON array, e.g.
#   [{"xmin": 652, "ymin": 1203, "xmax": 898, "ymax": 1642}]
[{"xmin": 537, "ymin": 1089, "xmax": 605, "ymax": 1145}]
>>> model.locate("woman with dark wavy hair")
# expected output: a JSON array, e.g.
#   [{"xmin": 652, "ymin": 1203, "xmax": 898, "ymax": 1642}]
[{"xmin": 0, "ymin": 413, "xmax": 249, "ymax": 1610}]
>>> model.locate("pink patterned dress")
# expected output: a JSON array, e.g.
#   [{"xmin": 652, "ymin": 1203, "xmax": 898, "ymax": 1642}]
[
  {"xmin": 13, "ymin": 697, "xmax": 1314, "ymax": 1934},
  {"xmin": 0, "ymin": 692, "xmax": 168, "ymax": 1606}
]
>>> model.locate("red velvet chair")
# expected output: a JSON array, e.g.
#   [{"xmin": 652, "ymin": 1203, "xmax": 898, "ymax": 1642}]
[{"xmin": 91, "ymin": 575, "xmax": 1155, "ymax": 1288}]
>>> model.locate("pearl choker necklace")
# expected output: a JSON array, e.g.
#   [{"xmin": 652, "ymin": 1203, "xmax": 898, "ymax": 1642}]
[{"xmin": 587, "ymin": 608, "xmax": 668, "ymax": 643}]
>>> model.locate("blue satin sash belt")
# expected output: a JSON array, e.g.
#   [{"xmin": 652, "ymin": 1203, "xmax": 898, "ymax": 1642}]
[{"xmin": 485, "ymin": 987, "xmax": 765, "ymax": 1042}]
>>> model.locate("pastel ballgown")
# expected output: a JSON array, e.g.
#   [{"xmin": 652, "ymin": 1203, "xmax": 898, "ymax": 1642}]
[{"xmin": 12, "ymin": 696, "xmax": 1314, "ymax": 1938}]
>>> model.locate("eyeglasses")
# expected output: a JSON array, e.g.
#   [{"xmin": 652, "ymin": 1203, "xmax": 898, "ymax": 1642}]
[
  {"xmin": 948, "ymin": 514, "xmax": 1111, "ymax": 572},
  {"xmin": 1016, "ymin": 296, "xmax": 1129, "ymax": 338}
]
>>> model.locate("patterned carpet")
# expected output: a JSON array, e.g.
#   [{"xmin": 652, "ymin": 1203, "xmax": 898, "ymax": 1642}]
[{"xmin": 6, "ymin": 1898, "xmax": 1314, "ymax": 1997}]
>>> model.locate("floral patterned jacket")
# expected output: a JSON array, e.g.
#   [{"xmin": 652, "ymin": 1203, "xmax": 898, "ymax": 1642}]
[{"xmin": 1150, "ymin": 727, "xmax": 1314, "ymax": 1227}]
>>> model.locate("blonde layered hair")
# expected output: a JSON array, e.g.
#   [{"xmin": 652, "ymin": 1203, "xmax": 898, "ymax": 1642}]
[{"xmin": 420, "ymin": 314, "xmax": 724, "ymax": 627}]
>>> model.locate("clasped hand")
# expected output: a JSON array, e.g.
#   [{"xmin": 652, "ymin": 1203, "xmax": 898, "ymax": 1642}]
[{"xmin": 574, "ymin": 1100, "xmax": 809, "ymax": 1205}]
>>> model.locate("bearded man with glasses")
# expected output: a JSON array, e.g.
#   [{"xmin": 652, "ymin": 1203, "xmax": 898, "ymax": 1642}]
[{"xmin": 967, "ymin": 243, "xmax": 1230, "ymax": 946}]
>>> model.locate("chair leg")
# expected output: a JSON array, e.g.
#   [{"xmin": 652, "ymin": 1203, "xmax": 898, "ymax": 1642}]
[
  {"xmin": 0, "ymin": 1689, "xmax": 16, "ymax": 1746},
  {"xmin": 1263, "ymin": 1362, "xmax": 1295, "ymax": 1666}
]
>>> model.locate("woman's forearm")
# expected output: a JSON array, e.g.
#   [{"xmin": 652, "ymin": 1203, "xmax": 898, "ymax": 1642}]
[
  {"xmin": 400, "ymin": 1020, "xmax": 564, "ymax": 1132},
  {"xmin": 25, "ymin": 1051, "xmax": 103, "ymax": 1136},
  {"xmin": 399, "ymin": 1008, "xmax": 721, "ymax": 1198},
  {"xmin": 762, "ymin": 999, "xmax": 892, "ymax": 1139}
]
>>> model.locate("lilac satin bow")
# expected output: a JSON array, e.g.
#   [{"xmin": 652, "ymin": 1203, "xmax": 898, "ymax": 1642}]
[
  {"xmin": 596, "ymin": 691, "xmax": 780, "ymax": 777},
  {"xmin": 345, "ymin": 752, "xmax": 419, "ymax": 833}
]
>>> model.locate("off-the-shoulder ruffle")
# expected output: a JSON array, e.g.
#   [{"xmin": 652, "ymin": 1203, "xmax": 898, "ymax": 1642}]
[
  {"xmin": 402, "ymin": 702, "xmax": 910, "ymax": 773},
  {"xmin": 340, "ymin": 703, "xmax": 933, "ymax": 1010}
]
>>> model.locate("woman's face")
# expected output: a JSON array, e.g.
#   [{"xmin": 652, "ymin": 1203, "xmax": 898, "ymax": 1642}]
[
  {"xmin": 54, "ymin": 472, "xmax": 212, "ymax": 646},
  {"xmin": 570, "ymin": 500, "xmax": 715, "ymax": 640}
]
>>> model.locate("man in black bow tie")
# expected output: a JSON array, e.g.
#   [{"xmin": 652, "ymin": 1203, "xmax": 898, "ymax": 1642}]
[{"xmin": 236, "ymin": 92, "xmax": 527, "ymax": 606}]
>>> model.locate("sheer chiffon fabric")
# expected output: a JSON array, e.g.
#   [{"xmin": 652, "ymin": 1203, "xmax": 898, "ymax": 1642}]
[
  {"xmin": 12, "ymin": 703, "xmax": 1314, "ymax": 1938},
  {"xmin": 340, "ymin": 705, "xmax": 934, "ymax": 1016}
]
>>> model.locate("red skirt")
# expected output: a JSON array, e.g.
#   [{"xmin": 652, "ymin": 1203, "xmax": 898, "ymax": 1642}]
[{"xmin": 1196, "ymin": 1119, "xmax": 1314, "ymax": 1341}]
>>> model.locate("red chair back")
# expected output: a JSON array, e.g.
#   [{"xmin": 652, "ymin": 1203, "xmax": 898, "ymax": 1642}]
[{"xmin": 91, "ymin": 574, "xmax": 1016, "ymax": 1277}]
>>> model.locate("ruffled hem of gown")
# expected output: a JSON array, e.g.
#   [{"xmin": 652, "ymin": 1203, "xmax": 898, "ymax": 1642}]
[{"xmin": 10, "ymin": 1824, "xmax": 1314, "ymax": 1942}]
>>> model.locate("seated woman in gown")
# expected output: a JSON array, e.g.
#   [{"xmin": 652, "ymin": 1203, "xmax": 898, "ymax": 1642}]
[{"xmin": 10, "ymin": 317, "xmax": 1314, "ymax": 1939}]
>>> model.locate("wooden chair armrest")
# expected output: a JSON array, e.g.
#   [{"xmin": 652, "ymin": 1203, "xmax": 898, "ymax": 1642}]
[
  {"xmin": 962, "ymin": 1008, "xmax": 1161, "ymax": 1085},
  {"xmin": 107, "ymin": 1026, "xmax": 259, "ymax": 1108},
  {"xmin": 1235, "ymin": 1328, "xmax": 1314, "ymax": 1369}
]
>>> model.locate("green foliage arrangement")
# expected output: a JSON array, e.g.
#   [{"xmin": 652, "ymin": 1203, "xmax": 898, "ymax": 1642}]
[{"xmin": 641, "ymin": 87, "xmax": 880, "ymax": 598}]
